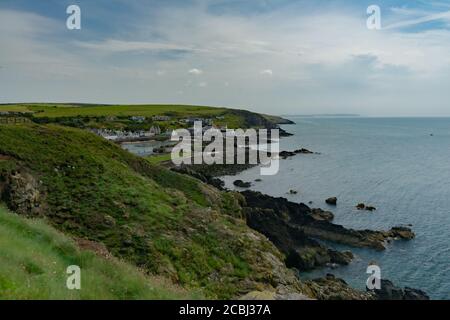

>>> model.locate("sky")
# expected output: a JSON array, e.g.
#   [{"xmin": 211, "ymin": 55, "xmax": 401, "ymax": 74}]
[{"xmin": 1, "ymin": 0, "xmax": 450, "ymax": 116}]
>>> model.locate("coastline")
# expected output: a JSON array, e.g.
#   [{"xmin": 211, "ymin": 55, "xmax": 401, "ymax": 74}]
[
  {"xmin": 0, "ymin": 105, "xmax": 435, "ymax": 300},
  {"xmin": 174, "ymin": 120, "xmax": 429, "ymax": 299}
]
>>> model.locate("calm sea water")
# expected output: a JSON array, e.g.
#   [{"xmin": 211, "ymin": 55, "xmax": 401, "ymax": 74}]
[{"xmin": 221, "ymin": 117, "xmax": 450, "ymax": 299}]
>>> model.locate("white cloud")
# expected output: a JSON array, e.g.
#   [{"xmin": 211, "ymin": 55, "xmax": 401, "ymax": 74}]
[
  {"xmin": 75, "ymin": 39, "xmax": 198, "ymax": 53},
  {"xmin": 3, "ymin": 4, "xmax": 450, "ymax": 116},
  {"xmin": 260, "ymin": 69, "xmax": 273, "ymax": 76},
  {"xmin": 188, "ymin": 68, "xmax": 203, "ymax": 75},
  {"xmin": 384, "ymin": 10, "xmax": 450, "ymax": 30}
]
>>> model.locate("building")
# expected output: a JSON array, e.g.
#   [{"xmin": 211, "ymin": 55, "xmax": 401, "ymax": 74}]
[
  {"xmin": 182, "ymin": 117, "xmax": 213, "ymax": 126},
  {"xmin": 130, "ymin": 116, "xmax": 146, "ymax": 123},
  {"xmin": 152, "ymin": 115, "xmax": 171, "ymax": 121},
  {"xmin": 148, "ymin": 126, "xmax": 161, "ymax": 135},
  {"xmin": 90, "ymin": 126, "xmax": 161, "ymax": 141}
]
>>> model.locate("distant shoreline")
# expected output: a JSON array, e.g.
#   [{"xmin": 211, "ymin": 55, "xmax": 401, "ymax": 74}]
[{"xmin": 282, "ymin": 114, "xmax": 361, "ymax": 118}]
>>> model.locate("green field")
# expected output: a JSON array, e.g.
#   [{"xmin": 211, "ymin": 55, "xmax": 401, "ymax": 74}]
[
  {"xmin": 0, "ymin": 105, "xmax": 32, "ymax": 113},
  {"xmin": 0, "ymin": 206, "xmax": 199, "ymax": 300},
  {"xmin": 0, "ymin": 104, "xmax": 227, "ymax": 118}
]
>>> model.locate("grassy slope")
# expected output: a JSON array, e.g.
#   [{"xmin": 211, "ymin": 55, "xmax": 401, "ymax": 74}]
[
  {"xmin": 0, "ymin": 124, "xmax": 299, "ymax": 299},
  {"xmin": 145, "ymin": 154, "xmax": 173, "ymax": 165},
  {"xmin": 0, "ymin": 105, "xmax": 31, "ymax": 113},
  {"xmin": 0, "ymin": 104, "xmax": 284, "ymax": 129},
  {"xmin": 0, "ymin": 206, "xmax": 198, "ymax": 300}
]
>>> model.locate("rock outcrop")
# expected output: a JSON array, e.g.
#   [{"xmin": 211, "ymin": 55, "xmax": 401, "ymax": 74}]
[
  {"xmin": 356, "ymin": 203, "xmax": 365, "ymax": 210},
  {"xmin": 239, "ymin": 290, "xmax": 312, "ymax": 300},
  {"xmin": 305, "ymin": 275, "xmax": 430, "ymax": 300},
  {"xmin": 279, "ymin": 128, "xmax": 294, "ymax": 137},
  {"xmin": 306, "ymin": 274, "xmax": 374, "ymax": 300},
  {"xmin": 233, "ymin": 180, "xmax": 252, "ymax": 188},
  {"xmin": 356, "ymin": 203, "xmax": 376, "ymax": 211},
  {"xmin": 325, "ymin": 197, "xmax": 337, "ymax": 205},
  {"xmin": 387, "ymin": 226, "xmax": 415, "ymax": 240},
  {"xmin": 279, "ymin": 148, "xmax": 315, "ymax": 159},
  {"xmin": 310, "ymin": 208, "xmax": 334, "ymax": 221},
  {"xmin": 301, "ymin": 222, "xmax": 415, "ymax": 251},
  {"xmin": 241, "ymin": 192, "xmax": 355, "ymax": 271},
  {"xmin": 0, "ymin": 169, "xmax": 45, "ymax": 216},
  {"xmin": 368, "ymin": 279, "xmax": 430, "ymax": 300},
  {"xmin": 241, "ymin": 191, "xmax": 415, "ymax": 259}
]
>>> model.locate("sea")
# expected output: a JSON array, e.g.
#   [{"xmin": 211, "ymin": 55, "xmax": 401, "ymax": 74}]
[{"xmin": 219, "ymin": 116, "xmax": 450, "ymax": 299}]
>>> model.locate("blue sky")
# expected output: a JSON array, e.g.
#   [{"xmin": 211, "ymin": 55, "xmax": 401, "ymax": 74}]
[{"xmin": 1, "ymin": 0, "xmax": 450, "ymax": 116}]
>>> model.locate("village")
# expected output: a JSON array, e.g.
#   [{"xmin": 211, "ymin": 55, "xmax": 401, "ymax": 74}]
[
  {"xmin": 0, "ymin": 110, "xmax": 228, "ymax": 144},
  {"xmin": 89, "ymin": 126, "xmax": 163, "ymax": 142},
  {"xmin": 90, "ymin": 115, "xmax": 227, "ymax": 143}
]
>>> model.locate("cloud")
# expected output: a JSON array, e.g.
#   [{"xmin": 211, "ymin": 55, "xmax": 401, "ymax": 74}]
[
  {"xmin": 2, "ymin": 2, "xmax": 450, "ymax": 116},
  {"xmin": 260, "ymin": 69, "xmax": 273, "ymax": 76},
  {"xmin": 188, "ymin": 68, "xmax": 203, "ymax": 75},
  {"xmin": 75, "ymin": 39, "xmax": 198, "ymax": 53},
  {"xmin": 384, "ymin": 10, "xmax": 450, "ymax": 30}
]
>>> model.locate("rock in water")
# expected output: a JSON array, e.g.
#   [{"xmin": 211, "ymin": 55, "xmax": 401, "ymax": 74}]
[
  {"xmin": 294, "ymin": 148, "xmax": 314, "ymax": 154},
  {"xmin": 325, "ymin": 197, "xmax": 337, "ymax": 205},
  {"xmin": 403, "ymin": 287, "xmax": 430, "ymax": 300},
  {"xmin": 279, "ymin": 151, "xmax": 296, "ymax": 159},
  {"xmin": 279, "ymin": 147, "xmax": 314, "ymax": 159},
  {"xmin": 233, "ymin": 180, "xmax": 252, "ymax": 188},
  {"xmin": 368, "ymin": 279, "xmax": 429, "ymax": 300},
  {"xmin": 356, "ymin": 203, "xmax": 366, "ymax": 210},
  {"xmin": 241, "ymin": 191, "xmax": 416, "ymax": 253},
  {"xmin": 388, "ymin": 226, "xmax": 415, "ymax": 240},
  {"xmin": 356, "ymin": 203, "xmax": 376, "ymax": 211}
]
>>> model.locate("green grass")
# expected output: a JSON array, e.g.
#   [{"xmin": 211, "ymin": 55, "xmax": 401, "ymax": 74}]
[
  {"xmin": 1, "ymin": 104, "xmax": 226, "ymax": 118},
  {"xmin": 0, "ymin": 206, "xmax": 199, "ymax": 300},
  {"xmin": 0, "ymin": 123, "xmax": 288, "ymax": 299},
  {"xmin": 145, "ymin": 154, "xmax": 174, "ymax": 165},
  {"xmin": 0, "ymin": 105, "xmax": 32, "ymax": 113}
]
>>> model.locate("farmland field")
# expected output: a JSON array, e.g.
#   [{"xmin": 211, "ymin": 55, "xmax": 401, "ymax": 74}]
[{"xmin": 0, "ymin": 104, "xmax": 228, "ymax": 118}]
